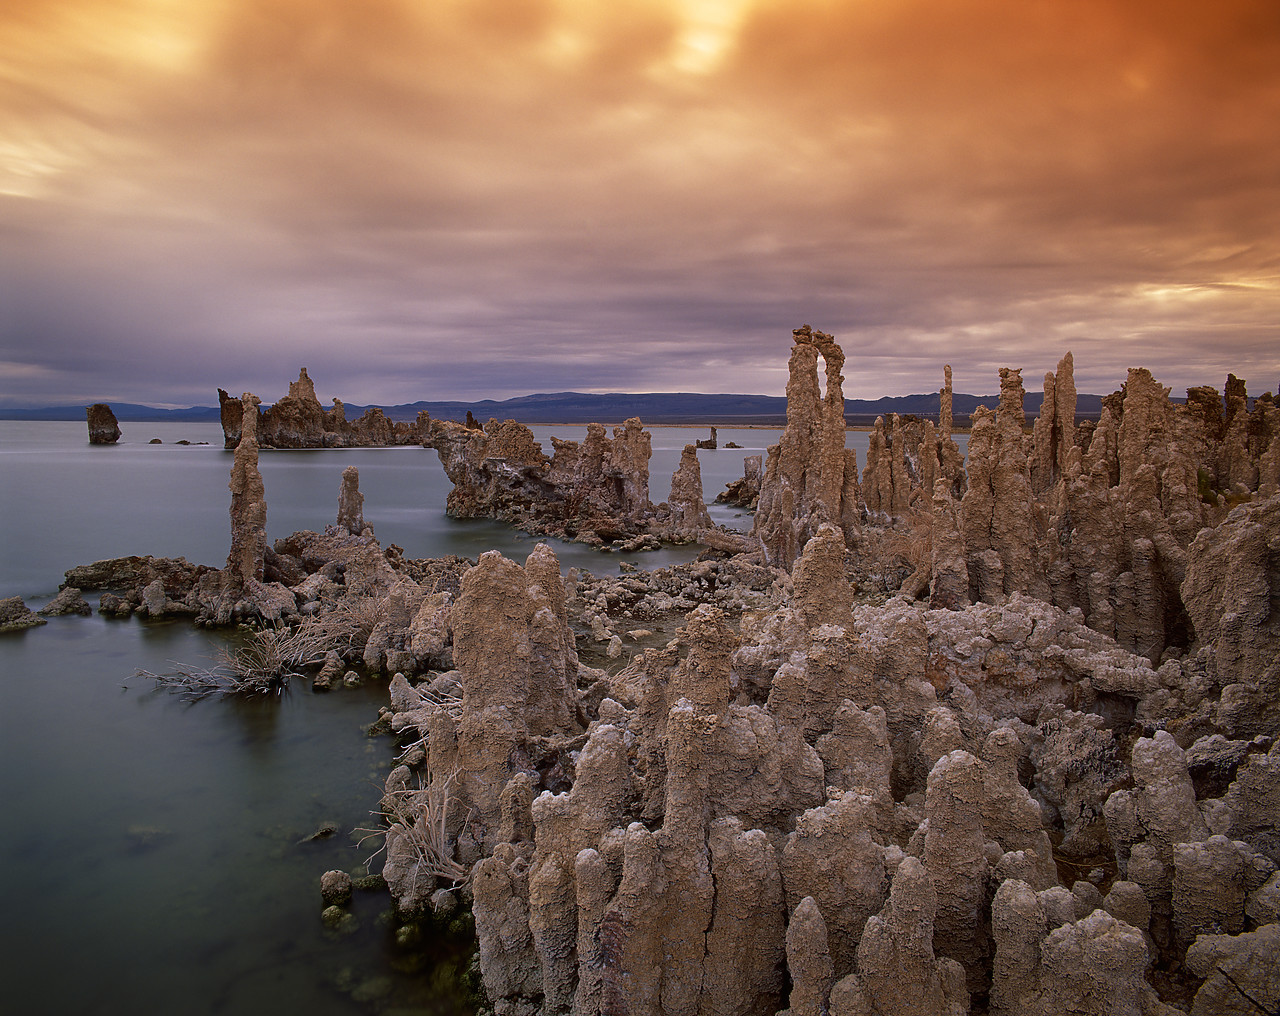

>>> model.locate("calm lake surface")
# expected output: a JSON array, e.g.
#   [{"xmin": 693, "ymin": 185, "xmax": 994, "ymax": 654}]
[{"xmin": 0, "ymin": 418, "xmax": 953, "ymax": 1014}]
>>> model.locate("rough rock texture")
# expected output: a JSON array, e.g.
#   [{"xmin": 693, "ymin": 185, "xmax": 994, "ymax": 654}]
[
  {"xmin": 924, "ymin": 750, "xmax": 991, "ymax": 988},
  {"xmin": 928, "ymin": 480, "xmax": 969, "ymax": 611},
  {"xmin": 63, "ymin": 555, "xmax": 216, "ymax": 601},
  {"xmin": 382, "ymin": 544, "xmax": 586, "ymax": 917},
  {"xmin": 226, "ymin": 393, "xmax": 267, "ymax": 590},
  {"xmin": 1030, "ymin": 352, "xmax": 1077, "ymax": 494},
  {"xmin": 335, "ymin": 465, "xmax": 365, "ymax": 535},
  {"xmin": 1184, "ymin": 923, "xmax": 1280, "ymax": 1016},
  {"xmin": 850, "ymin": 352, "xmax": 1280, "ymax": 683},
  {"xmin": 36, "ymin": 587, "xmax": 91, "ymax": 616},
  {"xmin": 981, "ymin": 728, "xmax": 1057, "ymax": 890},
  {"xmin": 862, "ymin": 414, "xmax": 911, "ymax": 518},
  {"xmin": 990, "ymin": 886, "xmax": 1174, "ymax": 1016},
  {"xmin": 430, "ymin": 416, "xmax": 747, "ymax": 551},
  {"xmin": 1103, "ymin": 730, "xmax": 1209, "ymax": 936},
  {"xmin": 61, "ymin": 403, "xmax": 455, "ymax": 626},
  {"xmin": 753, "ymin": 326, "xmax": 859, "ymax": 567},
  {"xmin": 370, "ymin": 514, "xmax": 1260, "ymax": 1015},
  {"xmin": 431, "ymin": 416, "xmax": 655, "ymax": 548},
  {"xmin": 86, "ymin": 403, "xmax": 121, "ymax": 444},
  {"xmin": 663, "ymin": 444, "xmax": 713, "ymax": 538},
  {"xmin": 959, "ymin": 368, "xmax": 1046, "ymax": 605},
  {"xmin": 781, "ymin": 792, "xmax": 887, "ymax": 978},
  {"xmin": 785, "ymin": 896, "xmax": 836, "ymax": 1016},
  {"xmin": 828, "ymin": 856, "xmax": 969, "ymax": 1016},
  {"xmin": 717, "ymin": 453, "xmax": 763, "ymax": 509},
  {"xmin": 188, "ymin": 392, "xmax": 301, "ymax": 624},
  {"xmin": 50, "ymin": 326, "xmax": 1280, "ymax": 1015},
  {"xmin": 938, "ymin": 365, "xmax": 966, "ymax": 493},
  {"xmin": 1179, "ymin": 494, "xmax": 1280, "ymax": 738},
  {"xmin": 0, "ymin": 596, "xmax": 46, "ymax": 632},
  {"xmin": 219, "ymin": 368, "xmax": 430, "ymax": 449}
]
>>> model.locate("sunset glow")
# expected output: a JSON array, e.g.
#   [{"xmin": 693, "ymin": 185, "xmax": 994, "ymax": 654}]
[{"xmin": 2, "ymin": 0, "xmax": 1278, "ymax": 407}]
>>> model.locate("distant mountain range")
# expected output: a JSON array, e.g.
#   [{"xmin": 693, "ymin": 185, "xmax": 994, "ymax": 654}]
[{"xmin": 1, "ymin": 390, "xmax": 1111, "ymax": 426}]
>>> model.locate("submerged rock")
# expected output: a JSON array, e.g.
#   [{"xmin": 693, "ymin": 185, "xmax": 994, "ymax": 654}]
[
  {"xmin": 321, "ymin": 870, "xmax": 353, "ymax": 907},
  {"xmin": 37, "ymin": 587, "xmax": 91, "ymax": 616}
]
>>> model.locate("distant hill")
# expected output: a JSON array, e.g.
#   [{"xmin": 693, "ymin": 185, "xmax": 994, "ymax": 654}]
[
  {"xmin": 0, "ymin": 390, "xmax": 1111, "ymax": 426},
  {"xmin": 0, "ymin": 403, "xmax": 222, "ymax": 423}
]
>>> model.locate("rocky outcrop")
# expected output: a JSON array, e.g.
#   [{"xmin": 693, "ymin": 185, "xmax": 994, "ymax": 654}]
[
  {"xmin": 717, "ymin": 453, "xmax": 763, "ymax": 508},
  {"xmin": 841, "ymin": 351, "xmax": 1280, "ymax": 677},
  {"xmin": 658, "ymin": 444, "xmax": 713, "ymax": 540},
  {"xmin": 190, "ymin": 392, "xmax": 298, "ymax": 623},
  {"xmin": 990, "ymin": 884, "xmax": 1177, "ymax": 1016},
  {"xmin": 0, "ymin": 596, "xmax": 46, "ymax": 632},
  {"xmin": 753, "ymin": 325, "xmax": 860, "ymax": 567},
  {"xmin": 1044, "ymin": 367, "xmax": 1203, "ymax": 661},
  {"xmin": 86, "ymin": 403, "xmax": 121, "ymax": 444},
  {"xmin": 227, "ymin": 393, "xmax": 267, "ymax": 589},
  {"xmin": 1179, "ymin": 494, "xmax": 1280, "ymax": 738},
  {"xmin": 37, "ymin": 587, "xmax": 91, "ymax": 616},
  {"xmin": 219, "ymin": 369, "xmax": 430, "ymax": 449},
  {"xmin": 829, "ymin": 856, "xmax": 969, "ymax": 1016},
  {"xmin": 430, "ymin": 416, "xmax": 655, "ymax": 547},
  {"xmin": 335, "ymin": 465, "xmax": 365, "ymax": 535},
  {"xmin": 61, "ymin": 404, "xmax": 446, "ymax": 626},
  {"xmin": 959, "ymin": 367, "xmax": 1046, "ymax": 605},
  {"xmin": 38, "ymin": 323, "xmax": 1280, "ymax": 1015},
  {"xmin": 1030, "ymin": 352, "xmax": 1077, "ymax": 494},
  {"xmin": 861, "ymin": 414, "xmax": 914, "ymax": 517},
  {"xmin": 431, "ymin": 415, "xmax": 743, "ymax": 551},
  {"xmin": 379, "ymin": 544, "xmax": 589, "ymax": 912},
  {"xmin": 928, "ymin": 480, "xmax": 968, "ymax": 611},
  {"xmin": 1185, "ymin": 923, "xmax": 1280, "ymax": 1016},
  {"xmin": 365, "ymin": 505, "xmax": 1278, "ymax": 1016}
]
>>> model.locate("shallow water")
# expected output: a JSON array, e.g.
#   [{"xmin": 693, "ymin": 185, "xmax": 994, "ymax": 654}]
[
  {"xmin": 0, "ymin": 418, "xmax": 959, "ymax": 1015},
  {"xmin": 0, "ymin": 421, "xmax": 793, "ymax": 598},
  {"xmin": 0, "ymin": 612, "xmax": 476, "ymax": 1015}
]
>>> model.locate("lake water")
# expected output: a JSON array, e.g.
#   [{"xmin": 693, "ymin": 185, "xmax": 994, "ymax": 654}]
[
  {"xmin": 0, "ymin": 421, "xmax": 796, "ymax": 600},
  {"xmin": 0, "ymin": 419, "xmax": 781, "ymax": 1016},
  {"xmin": 0, "ymin": 419, "xmax": 958, "ymax": 1014}
]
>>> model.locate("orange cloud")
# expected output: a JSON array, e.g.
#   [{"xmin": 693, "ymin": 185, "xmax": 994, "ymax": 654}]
[{"xmin": 1, "ymin": 0, "xmax": 1277, "ymax": 405}]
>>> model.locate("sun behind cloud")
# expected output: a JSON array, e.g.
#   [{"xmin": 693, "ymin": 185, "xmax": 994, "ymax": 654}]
[
  {"xmin": 666, "ymin": 0, "xmax": 751, "ymax": 75},
  {"xmin": 1, "ymin": 0, "xmax": 1277, "ymax": 406}
]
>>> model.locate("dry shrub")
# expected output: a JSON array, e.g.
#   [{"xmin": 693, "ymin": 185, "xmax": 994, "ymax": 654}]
[
  {"xmin": 359, "ymin": 770, "xmax": 470, "ymax": 898},
  {"xmin": 136, "ymin": 594, "xmax": 393, "ymax": 698}
]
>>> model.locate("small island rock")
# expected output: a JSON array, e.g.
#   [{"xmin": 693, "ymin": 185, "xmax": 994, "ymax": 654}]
[
  {"xmin": 0, "ymin": 596, "xmax": 47, "ymax": 632},
  {"xmin": 86, "ymin": 404, "xmax": 121, "ymax": 444}
]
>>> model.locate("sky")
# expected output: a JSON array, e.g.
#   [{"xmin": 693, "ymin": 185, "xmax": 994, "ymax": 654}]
[{"xmin": 2, "ymin": 0, "xmax": 1278, "ymax": 409}]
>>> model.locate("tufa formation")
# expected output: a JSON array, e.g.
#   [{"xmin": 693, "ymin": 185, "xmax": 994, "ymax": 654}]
[{"xmin": 86, "ymin": 403, "xmax": 121, "ymax": 444}]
